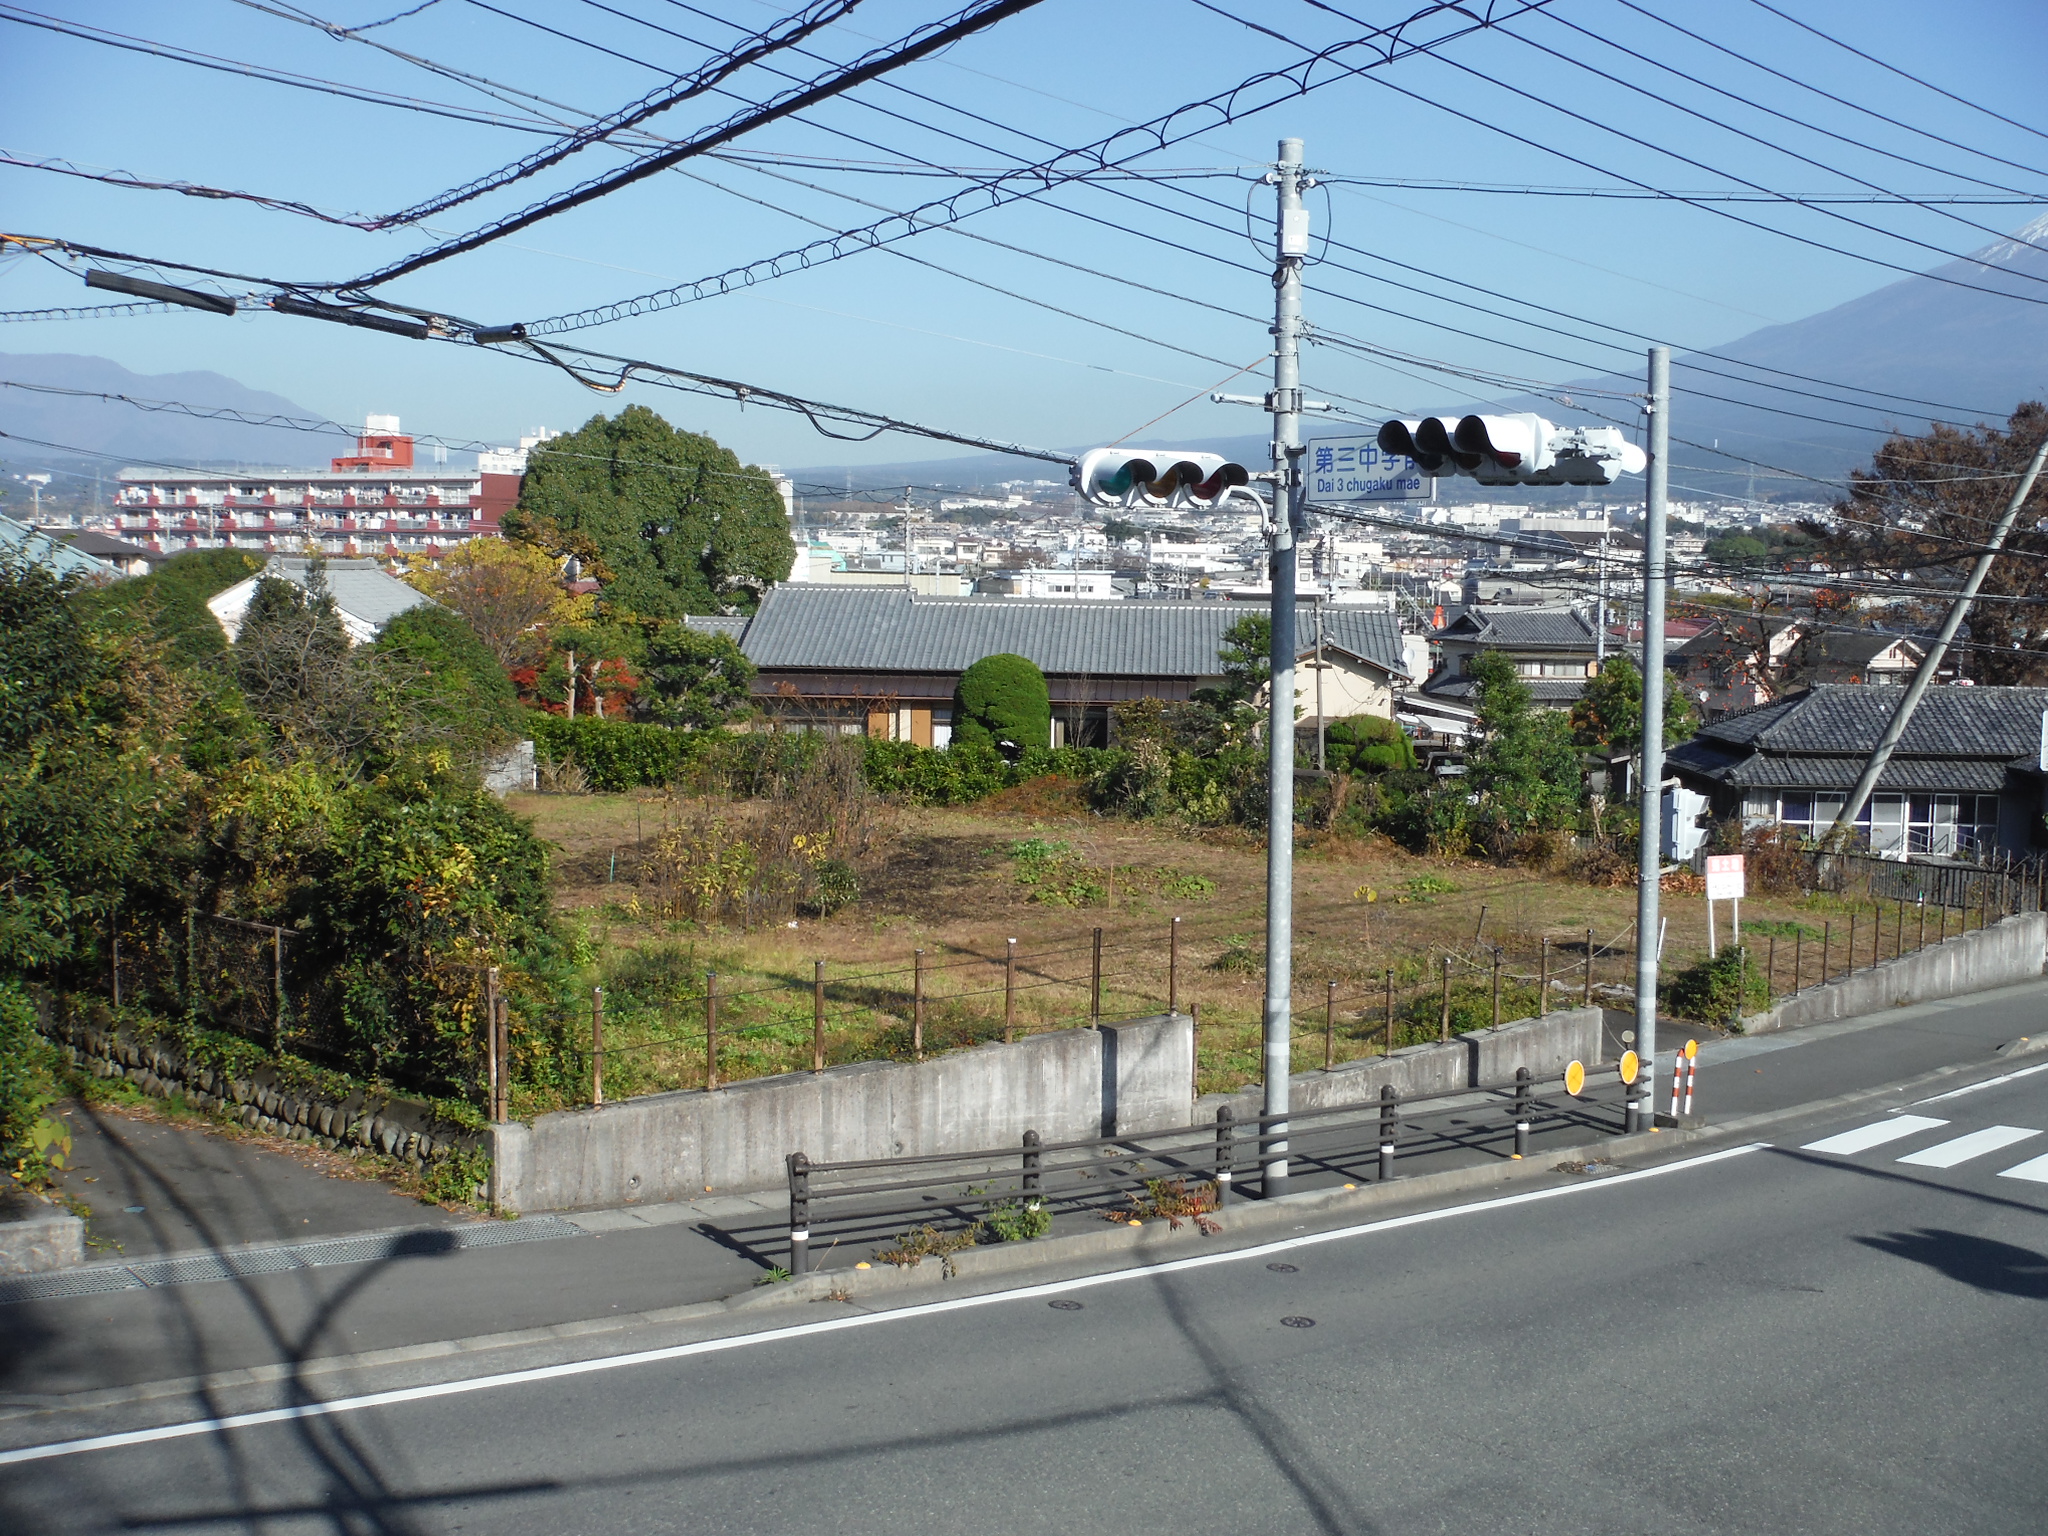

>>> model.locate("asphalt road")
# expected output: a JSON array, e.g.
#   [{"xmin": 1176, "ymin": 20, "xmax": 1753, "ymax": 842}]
[{"xmin": 5, "ymin": 1055, "xmax": 2044, "ymax": 1534}]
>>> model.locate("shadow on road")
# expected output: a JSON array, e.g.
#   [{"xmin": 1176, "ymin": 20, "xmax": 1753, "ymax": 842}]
[{"xmin": 1854, "ymin": 1227, "xmax": 2048, "ymax": 1299}]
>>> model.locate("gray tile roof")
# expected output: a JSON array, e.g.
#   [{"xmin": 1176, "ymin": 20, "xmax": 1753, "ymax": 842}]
[
  {"xmin": 1710, "ymin": 753, "xmax": 2014, "ymax": 793},
  {"xmin": 683, "ymin": 614, "xmax": 751, "ymax": 640},
  {"xmin": 263, "ymin": 557, "xmax": 433, "ymax": 631},
  {"xmin": 1422, "ymin": 674, "xmax": 1589, "ymax": 704},
  {"xmin": 740, "ymin": 587, "xmax": 1409, "ymax": 679},
  {"xmin": 1697, "ymin": 684, "xmax": 2048, "ymax": 758},
  {"xmin": 1433, "ymin": 606, "xmax": 1597, "ymax": 649},
  {"xmin": 0, "ymin": 514, "xmax": 111, "ymax": 581}
]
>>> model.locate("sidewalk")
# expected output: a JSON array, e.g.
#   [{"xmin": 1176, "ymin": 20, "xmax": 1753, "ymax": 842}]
[{"xmin": 5, "ymin": 976, "xmax": 2042, "ymax": 1405}]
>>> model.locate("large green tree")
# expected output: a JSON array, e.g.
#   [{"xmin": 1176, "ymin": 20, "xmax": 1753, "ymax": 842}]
[
  {"xmin": 1466, "ymin": 652, "xmax": 1583, "ymax": 835},
  {"xmin": 953, "ymin": 653, "xmax": 1050, "ymax": 757},
  {"xmin": 506, "ymin": 406, "xmax": 795, "ymax": 619},
  {"xmin": 639, "ymin": 624, "xmax": 755, "ymax": 729},
  {"xmin": 1569, "ymin": 654, "xmax": 1695, "ymax": 756}
]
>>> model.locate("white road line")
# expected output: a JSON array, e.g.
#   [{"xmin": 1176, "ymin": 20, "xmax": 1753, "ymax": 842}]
[
  {"xmin": 1802, "ymin": 1115, "xmax": 1948, "ymax": 1156},
  {"xmin": 1909, "ymin": 1058, "xmax": 2048, "ymax": 1107},
  {"xmin": 0, "ymin": 1142, "xmax": 1768, "ymax": 1468},
  {"xmin": 1896, "ymin": 1125, "xmax": 2040, "ymax": 1168},
  {"xmin": 1996, "ymin": 1151, "xmax": 2048, "ymax": 1185}
]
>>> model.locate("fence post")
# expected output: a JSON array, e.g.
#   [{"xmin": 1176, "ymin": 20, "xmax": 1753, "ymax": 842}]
[
  {"xmin": 1378, "ymin": 1085, "xmax": 1399, "ymax": 1181},
  {"xmin": 1439, "ymin": 956, "xmax": 1452, "ymax": 1043},
  {"xmin": 1940, "ymin": 903, "xmax": 1948, "ymax": 944},
  {"xmin": 1794, "ymin": 927, "xmax": 1802, "ymax": 992},
  {"xmin": 1383, "ymin": 969, "xmax": 1394, "ymax": 1057},
  {"xmin": 705, "ymin": 971, "xmax": 719, "ymax": 1092},
  {"xmin": 913, "ymin": 948, "xmax": 926, "ymax": 1061},
  {"xmin": 1917, "ymin": 895, "xmax": 1926, "ymax": 951},
  {"xmin": 1490, "ymin": 948, "xmax": 1502, "ymax": 1029},
  {"xmin": 787, "ymin": 1152, "xmax": 811, "ymax": 1276},
  {"xmin": 1767, "ymin": 935, "xmax": 1777, "ymax": 1004},
  {"xmin": 591, "ymin": 986, "xmax": 605, "ymax": 1107},
  {"xmin": 1324, "ymin": 980, "xmax": 1336, "ymax": 1071},
  {"xmin": 1872, "ymin": 905, "xmax": 1880, "ymax": 968},
  {"xmin": 1895, "ymin": 897, "xmax": 1904, "ymax": 960},
  {"xmin": 1822, "ymin": 921, "xmax": 1831, "ymax": 985},
  {"xmin": 1090, "ymin": 927, "xmax": 1103, "ymax": 1023},
  {"xmin": 1539, "ymin": 938, "xmax": 1549, "ymax": 1016},
  {"xmin": 1214, "ymin": 1105, "xmax": 1235, "ymax": 1205},
  {"xmin": 1513, "ymin": 1066, "xmax": 1532, "ymax": 1159},
  {"xmin": 1004, "ymin": 937, "xmax": 1017, "ymax": 1043},
  {"xmin": 1169, "ymin": 916, "xmax": 1181, "ymax": 1015},
  {"xmin": 812, "ymin": 959, "xmax": 826, "ymax": 1074},
  {"xmin": 484, "ymin": 966, "xmax": 501, "ymax": 1124},
  {"xmin": 1022, "ymin": 1128, "xmax": 1041, "ymax": 1198},
  {"xmin": 499, "ymin": 992, "xmax": 513, "ymax": 1124},
  {"xmin": 1583, "ymin": 929, "xmax": 1595, "ymax": 1008},
  {"xmin": 1848, "ymin": 912, "xmax": 1857, "ymax": 974}
]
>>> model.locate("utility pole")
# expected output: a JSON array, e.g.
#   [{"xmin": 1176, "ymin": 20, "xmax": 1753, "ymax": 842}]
[
  {"xmin": 1594, "ymin": 529, "xmax": 1608, "ymax": 664},
  {"xmin": 1824, "ymin": 431, "xmax": 2048, "ymax": 848},
  {"xmin": 1634, "ymin": 346, "xmax": 1670, "ymax": 1123},
  {"xmin": 1263, "ymin": 137, "xmax": 1312, "ymax": 1197}
]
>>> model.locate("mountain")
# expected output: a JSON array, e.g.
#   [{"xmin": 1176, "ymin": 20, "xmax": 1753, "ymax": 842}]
[{"xmin": 0, "ymin": 352, "xmax": 335, "ymax": 468}]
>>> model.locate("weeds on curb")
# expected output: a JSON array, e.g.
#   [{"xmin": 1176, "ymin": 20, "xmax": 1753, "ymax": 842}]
[
  {"xmin": 875, "ymin": 1222, "xmax": 983, "ymax": 1274},
  {"xmin": 1104, "ymin": 1176, "xmax": 1222, "ymax": 1234}
]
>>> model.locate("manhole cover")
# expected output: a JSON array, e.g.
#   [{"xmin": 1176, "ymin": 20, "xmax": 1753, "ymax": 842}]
[
  {"xmin": 1266, "ymin": 1262, "xmax": 1298, "ymax": 1273},
  {"xmin": 1281, "ymin": 1316, "xmax": 1316, "ymax": 1328},
  {"xmin": 1048, "ymin": 1299, "xmax": 1084, "ymax": 1310}
]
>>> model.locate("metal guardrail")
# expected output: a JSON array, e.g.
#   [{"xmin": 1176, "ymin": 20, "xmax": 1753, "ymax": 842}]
[{"xmin": 783, "ymin": 1065, "xmax": 1642, "ymax": 1273}]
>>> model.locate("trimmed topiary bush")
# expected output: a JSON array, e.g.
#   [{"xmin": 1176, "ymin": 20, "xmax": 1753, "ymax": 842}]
[
  {"xmin": 1325, "ymin": 714, "xmax": 1417, "ymax": 774},
  {"xmin": 952, "ymin": 653, "xmax": 1051, "ymax": 758}
]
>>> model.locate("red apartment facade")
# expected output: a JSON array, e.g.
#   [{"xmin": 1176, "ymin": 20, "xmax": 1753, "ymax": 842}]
[{"xmin": 112, "ymin": 416, "xmax": 544, "ymax": 559}]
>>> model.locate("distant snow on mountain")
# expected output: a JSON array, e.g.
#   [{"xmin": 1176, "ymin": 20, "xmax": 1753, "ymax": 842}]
[{"xmin": 0, "ymin": 352, "xmax": 335, "ymax": 467}]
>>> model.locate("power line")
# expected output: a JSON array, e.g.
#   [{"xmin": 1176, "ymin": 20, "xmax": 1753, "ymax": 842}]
[
  {"xmin": 508, "ymin": 1, "xmax": 1557, "ymax": 335},
  {"xmin": 1741, "ymin": 0, "xmax": 2048, "ymax": 148},
  {"xmin": 342, "ymin": 0, "xmax": 1054, "ymax": 288}
]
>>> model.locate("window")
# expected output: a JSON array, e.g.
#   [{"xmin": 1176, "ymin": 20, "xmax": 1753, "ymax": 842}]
[{"xmin": 1768, "ymin": 789, "xmax": 1999, "ymax": 856}]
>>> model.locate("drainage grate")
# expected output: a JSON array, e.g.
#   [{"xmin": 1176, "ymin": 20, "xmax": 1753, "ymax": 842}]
[
  {"xmin": 0, "ymin": 1266, "xmax": 146, "ymax": 1305},
  {"xmin": 1, "ymin": 1216, "xmax": 585, "ymax": 1305}
]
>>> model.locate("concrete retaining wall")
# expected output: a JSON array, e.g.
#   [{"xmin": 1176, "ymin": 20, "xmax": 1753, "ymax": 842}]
[
  {"xmin": 0, "ymin": 1209, "xmax": 84, "ymax": 1275},
  {"xmin": 1201, "ymin": 1004, "xmax": 1609, "ymax": 1120},
  {"xmin": 491, "ymin": 1013, "xmax": 1194, "ymax": 1213},
  {"xmin": 1742, "ymin": 910, "xmax": 2046, "ymax": 1034}
]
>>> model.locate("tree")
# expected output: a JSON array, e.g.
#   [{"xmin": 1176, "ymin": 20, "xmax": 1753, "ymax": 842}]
[
  {"xmin": 1570, "ymin": 654, "xmax": 1696, "ymax": 756},
  {"xmin": 1324, "ymin": 714, "xmax": 1416, "ymax": 774},
  {"xmin": 1466, "ymin": 652, "xmax": 1583, "ymax": 835},
  {"xmin": 82, "ymin": 548, "xmax": 262, "ymax": 665},
  {"xmin": 953, "ymin": 654, "xmax": 1050, "ymax": 757},
  {"xmin": 372, "ymin": 605, "xmax": 523, "ymax": 758},
  {"xmin": 1213, "ymin": 614, "xmax": 1271, "ymax": 707},
  {"xmin": 504, "ymin": 406, "xmax": 795, "ymax": 620},
  {"xmin": 1822, "ymin": 402, "xmax": 2048, "ymax": 683},
  {"xmin": 639, "ymin": 624, "xmax": 755, "ymax": 729},
  {"xmin": 402, "ymin": 539, "xmax": 568, "ymax": 670}
]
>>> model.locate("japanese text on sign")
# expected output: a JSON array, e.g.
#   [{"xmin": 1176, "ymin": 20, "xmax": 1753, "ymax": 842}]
[
  {"xmin": 1704, "ymin": 854, "xmax": 1746, "ymax": 901},
  {"xmin": 1305, "ymin": 435, "xmax": 1429, "ymax": 503}
]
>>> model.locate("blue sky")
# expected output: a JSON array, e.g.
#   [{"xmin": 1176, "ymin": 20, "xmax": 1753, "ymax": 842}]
[{"xmin": 3, "ymin": 0, "xmax": 2045, "ymax": 473}]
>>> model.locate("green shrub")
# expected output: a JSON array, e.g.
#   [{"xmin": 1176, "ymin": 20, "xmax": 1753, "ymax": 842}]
[
  {"xmin": 1664, "ymin": 945, "xmax": 1772, "ymax": 1022},
  {"xmin": 530, "ymin": 714, "xmax": 694, "ymax": 790},
  {"xmin": 1325, "ymin": 715, "xmax": 1417, "ymax": 774},
  {"xmin": 953, "ymin": 653, "xmax": 1050, "ymax": 757},
  {"xmin": 983, "ymin": 1198, "xmax": 1051, "ymax": 1242},
  {"xmin": 0, "ymin": 980, "xmax": 65, "ymax": 1189}
]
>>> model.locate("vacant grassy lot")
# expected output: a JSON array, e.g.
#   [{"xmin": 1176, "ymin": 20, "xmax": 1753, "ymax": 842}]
[{"xmin": 511, "ymin": 787, "xmax": 1960, "ymax": 1104}]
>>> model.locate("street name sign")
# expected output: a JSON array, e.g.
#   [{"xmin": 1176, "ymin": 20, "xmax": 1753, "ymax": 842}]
[{"xmin": 1305, "ymin": 435, "xmax": 1429, "ymax": 503}]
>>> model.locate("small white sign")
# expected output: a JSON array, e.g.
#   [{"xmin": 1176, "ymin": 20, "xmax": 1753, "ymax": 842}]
[
  {"xmin": 1705, "ymin": 854, "xmax": 1746, "ymax": 901},
  {"xmin": 1305, "ymin": 435, "xmax": 1429, "ymax": 503}
]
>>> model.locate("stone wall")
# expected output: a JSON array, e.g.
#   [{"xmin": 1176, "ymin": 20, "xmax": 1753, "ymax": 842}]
[
  {"xmin": 0, "ymin": 1208, "xmax": 83, "ymax": 1275},
  {"xmin": 490, "ymin": 1013, "xmax": 1194, "ymax": 1213},
  {"xmin": 41, "ymin": 1014, "xmax": 484, "ymax": 1176}
]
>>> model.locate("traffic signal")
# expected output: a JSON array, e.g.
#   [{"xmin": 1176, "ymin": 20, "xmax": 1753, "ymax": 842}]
[
  {"xmin": 1376, "ymin": 413, "xmax": 1646, "ymax": 486},
  {"xmin": 1072, "ymin": 448, "xmax": 1251, "ymax": 509}
]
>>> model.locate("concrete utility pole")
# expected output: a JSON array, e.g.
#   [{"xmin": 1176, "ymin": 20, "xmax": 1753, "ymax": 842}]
[
  {"xmin": 1263, "ymin": 137, "xmax": 1312, "ymax": 1197},
  {"xmin": 1594, "ymin": 530, "xmax": 1608, "ymax": 664},
  {"xmin": 1824, "ymin": 431, "xmax": 2048, "ymax": 847},
  {"xmin": 1634, "ymin": 346, "xmax": 1670, "ymax": 1119}
]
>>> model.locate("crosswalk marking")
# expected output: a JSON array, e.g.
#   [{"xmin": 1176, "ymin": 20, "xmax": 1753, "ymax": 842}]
[
  {"xmin": 1802, "ymin": 1115, "xmax": 1948, "ymax": 1156},
  {"xmin": 1997, "ymin": 1152, "xmax": 2048, "ymax": 1185},
  {"xmin": 1896, "ymin": 1125, "xmax": 2040, "ymax": 1168}
]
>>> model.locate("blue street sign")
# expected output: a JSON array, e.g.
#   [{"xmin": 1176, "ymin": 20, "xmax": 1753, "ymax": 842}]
[{"xmin": 1305, "ymin": 435, "xmax": 1429, "ymax": 503}]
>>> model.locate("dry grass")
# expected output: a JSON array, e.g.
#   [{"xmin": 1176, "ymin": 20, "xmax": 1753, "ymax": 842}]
[{"xmin": 513, "ymin": 790, "xmax": 1958, "ymax": 1102}]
